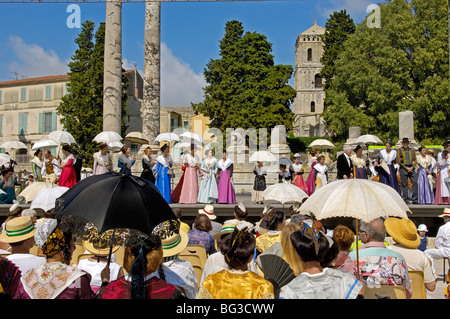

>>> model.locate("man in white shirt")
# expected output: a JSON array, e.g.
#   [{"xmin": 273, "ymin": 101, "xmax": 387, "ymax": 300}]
[
  {"xmin": 425, "ymin": 209, "xmax": 450, "ymax": 263},
  {"xmin": 41, "ymin": 150, "xmax": 61, "ymax": 183},
  {"xmin": 0, "ymin": 216, "xmax": 46, "ymax": 275}
]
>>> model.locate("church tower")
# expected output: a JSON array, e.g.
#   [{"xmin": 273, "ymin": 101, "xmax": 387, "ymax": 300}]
[{"xmin": 292, "ymin": 21, "xmax": 328, "ymax": 137}]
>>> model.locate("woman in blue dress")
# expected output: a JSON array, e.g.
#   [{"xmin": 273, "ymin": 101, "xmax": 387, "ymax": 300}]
[
  {"xmin": 375, "ymin": 139, "xmax": 400, "ymax": 193},
  {"xmin": 154, "ymin": 144, "xmax": 173, "ymax": 203},
  {"xmin": 0, "ymin": 168, "xmax": 18, "ymax": 204},
  {"xmin": 118, "ymin": 146, "xmax": 135, "ymax": 175},
  {"xmin": 198, "ymin": 149, "xmax": 218, "ymax": 204}
]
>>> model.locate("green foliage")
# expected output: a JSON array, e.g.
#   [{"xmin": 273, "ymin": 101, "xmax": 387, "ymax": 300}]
[
  {"xmin": 287, "ymin": 135, "xmax": 333, "ymax": 154},
  {"xmin": 323, "ymin": 0, "xmax": 449, "ymax": 144},
  {"xmin": 319, "ymin": 9, "xmax": 356, "ymax": 90},
  {"xmin": 192, "ymin": 20, "xmax": 296, "ymax": 138},
  {"xmin": 57, "ymin": 21, "xmax": 129, "ymax": 166}
]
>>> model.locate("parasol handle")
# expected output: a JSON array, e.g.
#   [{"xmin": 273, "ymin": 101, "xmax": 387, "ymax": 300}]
[
  {"xmin": 107, "ymin": 245, "xmax": 113, "ymax": 267},
  {"xmin": 355, "ymin": 218, "xmax": 360, "ymax": 279}
]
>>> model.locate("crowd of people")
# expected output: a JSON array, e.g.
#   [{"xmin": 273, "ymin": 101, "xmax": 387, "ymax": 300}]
[{"xmin": 1, "ymin": 198, "xmax": 449, "ymax": 300}]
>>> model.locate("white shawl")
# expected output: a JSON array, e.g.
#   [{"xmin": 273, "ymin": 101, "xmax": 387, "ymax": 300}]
[{"xmin": 217, "ymin": 158, "xmax": 232, "ymax": 170}]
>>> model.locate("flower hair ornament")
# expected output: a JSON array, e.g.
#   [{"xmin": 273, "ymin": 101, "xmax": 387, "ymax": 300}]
[
  {"xmin": 299, "ymin": 220, "xmax": 320, "ymax": 255},
  {"xmin": 224, "ymin": 226, "xmax": 250, "ymax": 262}
]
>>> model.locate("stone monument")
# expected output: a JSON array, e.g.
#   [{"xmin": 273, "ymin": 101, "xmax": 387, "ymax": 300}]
[{"xmin": 396, "ymin": 110, "xmax": 419, "ymax": 150}]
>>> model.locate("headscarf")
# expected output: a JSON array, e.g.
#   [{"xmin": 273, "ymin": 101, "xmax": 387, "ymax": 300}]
[{"xmin": 34, "ymin": 219, "xmax": 67, "ymax": 258}]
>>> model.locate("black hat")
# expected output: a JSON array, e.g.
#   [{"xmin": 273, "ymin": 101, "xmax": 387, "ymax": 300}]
[{"xmin": 402, "ymin": 137, "xmax": 410, "ymax": 143}]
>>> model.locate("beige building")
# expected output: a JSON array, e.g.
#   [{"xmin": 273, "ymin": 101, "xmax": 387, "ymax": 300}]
[
  {"xmin": 0, "ymin": 70, "xmax": 143, "ymax": 169},
  {"xmin": 292, "ymin": 21, "xmax": 329, "ymax": 137}
]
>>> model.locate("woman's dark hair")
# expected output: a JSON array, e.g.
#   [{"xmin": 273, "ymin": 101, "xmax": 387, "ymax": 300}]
[
  {"xmin": 161, "ymin": 144, "xmax": 169, "ymax": 152},
  {"xmin": 121, "ymin": 146, "xmax": 130, "ymax": 154},
  {"xmin": 194, "ymin": 214, "xmax": 212, "ymax": 232},
  {"xmin": 219, "ymin": 230, "xmax": 255, "ymax": 270},
  {"xmin": 290, "ymin": 229, "xmax": 329, "ymax": 263},
  {"xmin": 62, "ymin": 231, "xmax": 73, "ymax": 265},
  {"xmin": 1, "ymin": 168, "xmax": 11, "ymax": 176},
  {"xmin": 128, "ymin": 233, "xmax": 162, "ymax": 299},
  {"xmin": 234, "ymin": 205, "xmax": 248, "ymax": 220},
  {"xmin": 418, "ymin": 146, "xmax": 426, "ymax": 153},
  {"xmin": 62, "ymin": 144, "xmax": 71, "ymax": 152},
  {"xmin": 442, "ymin": 150, "xmax": 448, "ymax": 158},
  {"xmin": 354, "ymin": 144, "xmax": 362, "ymax": 153},
  {"xmin": 320, "ymin": 239, "xmax": 339, "ymax": 268},
  {"xmin": 99, "ymin": 143, "xmax": 108, "ymax": 150},
  {"xmin": 260, "ymin": 210, "xmax": 284, "ymax": 231},
  {"xmin": 34, "ymin": 149, "xmax": 41, "ymax": 157}
]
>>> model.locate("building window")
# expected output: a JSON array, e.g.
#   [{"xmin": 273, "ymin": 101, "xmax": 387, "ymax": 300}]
[
  {"xmin": 20, "ymin": 88, "xmax": 27, "ymax": 102},
  {"xmin": 19, "ymin": 113, "xmax": 27, "ymax": 135},
  {"xmin": 183, "ymin": 120, "xmax": 189, "ymax": 130},
  {"xmin": 307, "ymin": 48, "xmax": 312, "ymax": 62},
  {"xmin": 39, "ymin": 112, "xmax": 57, "ymax": 133},
  {"xmin": 45, "ymin": 85, "xmax": 52, "ymax": 100},
  {"xmin": 0, "ymin": 90, "xmax": 2, "ymax": 104},
  {"xmin": 0, "ymin": 115, "xmax": 3, "ymax": 135},
  {"xmin": 314, "ymin": 74, "xmax": 323, "ymax": 88},
  {"xmin": 310, "ymin": 101, "xmax": 316, "ymax": 113}
]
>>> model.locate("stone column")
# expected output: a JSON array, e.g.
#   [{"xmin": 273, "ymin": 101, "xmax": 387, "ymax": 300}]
[
  {"xmin": 103, "ymin": 0, "xmax": 123, "ymax": 134},
  {"xmin": 142, "ymin": 1, "xmax": 161, "ymax": 150}
]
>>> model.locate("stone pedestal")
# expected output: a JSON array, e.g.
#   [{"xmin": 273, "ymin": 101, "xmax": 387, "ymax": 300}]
[
  {"xmin": 343, "ymin": 126, "xmax": 361, "ymax": 151},
  {"xmin": 396, "ymin": 110, "xmax": 419, "ymax": 150},
  {"xmin": 267, "ymin": 125, "xmax": 292, "ymax": 183},
  {"xmin": 103, "ymin": 0, "xmax": 123, "ymax": 134}
]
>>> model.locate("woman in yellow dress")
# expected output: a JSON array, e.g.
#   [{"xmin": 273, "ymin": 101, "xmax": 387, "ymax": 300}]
[{"xmin": 197, "ymin": 226, "xmax": 274, "ymax": 299}]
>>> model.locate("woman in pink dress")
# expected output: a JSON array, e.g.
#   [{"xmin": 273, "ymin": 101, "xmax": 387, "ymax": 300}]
[
  {"xmin": 217, "ymin": 151, "xmax": 236, "ymax": 204},
  {"xmin": 290, "ymin": 153, "xmax": 308, "ymax": 192},
  {"xmin": 58, "ymin": 145, "xmax": 77, "ymax": 188},
  {"xmin": 305, "ymin": 150, "xmax": 319, "ymax": 196},
  {"xmin": 179, "ymin": 144, "xmax": 200, "ymax": 204}
]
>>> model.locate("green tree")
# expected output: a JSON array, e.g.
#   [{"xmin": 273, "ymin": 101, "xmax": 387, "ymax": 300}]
[
  {"xmin": 323, "ymin": 0, "xmax": 449, "ymax": 143},
  {"xmin": 319, "ymin": 9, "xmax": 356, "ymax": 90},
  {"xmin": 57, "ymin": 21, "xmax": 129, "ymax": 166},
  {"xmin": 192, "ymin": 20, "xmax": 296, "ymax": 138}
]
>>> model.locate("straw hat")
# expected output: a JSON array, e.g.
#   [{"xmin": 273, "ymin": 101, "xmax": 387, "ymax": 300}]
[
  {"xmin": 439, "ymin": 208, "xmax": 450, "ymax": 218},
  {"xmin": 198, "ymin": 205, "xmax": 217, "ymax": 220},
  {"xmin": 160, "ymin": 230, "xmax": 188, "ymax": 257},
  {"xmin": 213, "ymin": 223, "xmax": 236, "ymax": 242},
  {"xmin": 384, "ymin": 218, "xmax": 420, "ymax": 249},
  {"xmin": 82, "ymin": 239, "xmax": 120, "ymax": 257},
  {"xmin": 0, "ymin": 216, "xmax": 36, "ymax": 243}
]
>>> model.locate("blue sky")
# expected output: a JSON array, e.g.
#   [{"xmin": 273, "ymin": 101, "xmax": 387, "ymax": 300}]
[{"xmin": 0, "ymin": 0, "xmax": 374, "ymax": 106}]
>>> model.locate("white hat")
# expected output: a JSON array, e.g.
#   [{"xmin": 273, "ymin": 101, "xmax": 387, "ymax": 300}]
[
  {"xmin": 9, "ymin": 202, "xmax": 20, "ymax": 213},
  {"xmin": 198, "ymin": 204, "xmax": 216, "ymax": 220},
  {"xmin": 417, "ymin": 224, "xmax": 428, "ymax": 232}
]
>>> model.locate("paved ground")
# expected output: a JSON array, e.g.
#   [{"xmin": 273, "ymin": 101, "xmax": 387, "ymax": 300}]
[{"xmin": 426, "ymin": 258, "xmax": 448, "ymax": 299}]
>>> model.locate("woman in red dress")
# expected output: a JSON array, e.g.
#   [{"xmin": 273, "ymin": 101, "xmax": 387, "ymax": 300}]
[
  {"xmin": 305, "ymin": 149, "xmax": 319, "ymax": 196},
  {"xmin": 58, "ymin": 144, "xmax": 77, "ymax": 188}
]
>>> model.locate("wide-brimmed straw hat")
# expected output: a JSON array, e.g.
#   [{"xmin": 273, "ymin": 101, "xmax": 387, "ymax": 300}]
[
  {"xmin": 0, "ymin": 216, "xmax": 36, "ymax": 243},
  {"xmin": 160, "ymin": 230, "xmax": 188, "ymax": 257},
  {"xmin": 384, "ymin": 218, "xmax": 420, "ymax": 249},
  {"xmin": 198, "ymin": 204, "xmax": 217, "ymax": 220},
  {"xmin": 213, "ymin": 223, "xmax": 236, "ymax": 242},
  {"xmin": 439, "ymin": 208, "xmax": 450, "ymax": 218}
]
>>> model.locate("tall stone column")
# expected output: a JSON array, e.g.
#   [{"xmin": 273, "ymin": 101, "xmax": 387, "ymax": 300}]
[
  {"xmin": 142, "ymin": 1, "xmax": 161, "ymax": 148},
  {"xmin": 103, "ymin": 0, "xmax": 123, "ymax": 134}
]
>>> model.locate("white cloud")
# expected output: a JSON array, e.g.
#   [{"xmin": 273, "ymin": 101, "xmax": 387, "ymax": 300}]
[
  {"xmin": 319, "ymin": 0, "xmax": 374, "ymax": 21},
  {"xmin": 160, "ymin": 42, "xmax": 206, "ymax": 107},
  {"xmin": 7, "ymin": 36, "xmax": 70, "ymax": 78}
]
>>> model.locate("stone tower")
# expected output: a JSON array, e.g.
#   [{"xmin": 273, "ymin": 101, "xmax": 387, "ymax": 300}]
[{"xmin": 292, "ymin": 21, "xmax": 327, "ymax": 137}]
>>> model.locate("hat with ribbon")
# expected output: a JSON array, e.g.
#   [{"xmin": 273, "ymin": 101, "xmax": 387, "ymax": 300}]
[
  {"xmin": 439, "ymin": 208, "xmax": 450, "ymax": 218},
  {"xmin": 152, "ymin": 219, "xmax": 188, "ymax": 258},
  {"xmin": 0, "ymin": 216, "xmax": 36, "ymax": 243},
  {"xmin": 198, "ymin": 204, "xmax": 217, "ymax": 220}
]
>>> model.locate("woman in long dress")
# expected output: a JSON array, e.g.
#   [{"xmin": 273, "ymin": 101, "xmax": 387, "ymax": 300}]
[
  {"xmin": 435, "ymin": 147, "xmax": 450, "ymax": 205},
  {"xmin": 31, "ymin": 149, "xmax": 43, "ymax": 182},
  {"xmin": 416, "ymin": 146, "xmax": 435, "ymax": 204},
  {"xmin": 290, "ymin": 153, "xmax": 307, "ymax": 192},
  {"xmin": 179, "ymin": 144, "xmax": 200, "ymax": 204},
  {"xmin": 252, "ymin": 161, "xmax": 267, "ymax": 204},
  {"xmin": 171, "ymin": 164, "xmax": 186, "ymax": 203},
  {"xmin": 197, "ymin": 149, "xmax": 218, "ymax": 204},
  {"xmin": 58, "ymin": 145, "xmax": 77, "ymax": 188},
  {"xmin": 118, "ymin": 146, "xmax": 135, "ymax": 175},
  {"xmin": 217, "ymin": 151, "xmax": 236, "ymax": 204},
  {"xmin": 313, "ymin": 154, "xmax": 328, "ymax": 192},
  {"xmin": 154, "ymin": 144, "xmax": 173, "ymax": 204},
  {"xmin": 351, "ymin": 145, "xmax": 368, "ymax": 179},
  {"xmin": 140, "ymin": 147, "xmax": 155, "ymax": 183},
  {"xmin": 305, "ymin": 150, "xmax": 319, "ymax": 196},
  {"xmin": 375, "ymin": 139, "xmax": 400, "ymax": 193},
  {"xmin": 93, "ymin": 143, "xmax": 113, "ymax": 175}
]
